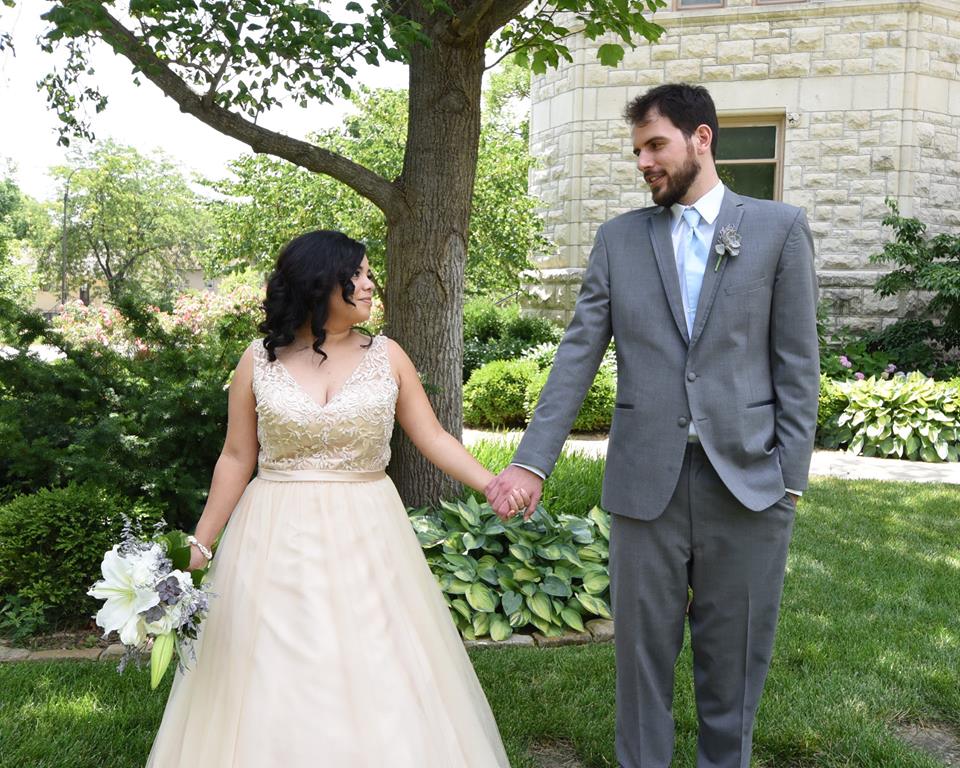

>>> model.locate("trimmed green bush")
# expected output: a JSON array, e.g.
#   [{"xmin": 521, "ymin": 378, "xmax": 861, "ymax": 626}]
[
  {"xmin": 409, "ymin": 496, "xmax": 611, "ymax": 640},
  {"xmin": 525, "ymin": 365, "xmax": 616, "ymax": 433},
  {"xmin": 0, "ymin": 484, "xmax": 163, "ymax": 632},
  {"xmin": 462, "ymin": 298, "xmax": 560, "ymax": 379},
  {"xmin": 463, "ymin": 359, "xmax": 539, "ymax": 428},
  {"xmin": 817, "ymin": 374, "xmax": 848, "ymax": 444},
  {"xmin": 821, "ymin": 372, "xmax": 959, "ymax": 462}
]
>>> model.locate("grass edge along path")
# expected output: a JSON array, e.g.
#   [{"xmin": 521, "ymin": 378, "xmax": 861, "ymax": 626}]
[{"xmin": 1, "ymin": 477, "xmax": 958, "ymax": 767}]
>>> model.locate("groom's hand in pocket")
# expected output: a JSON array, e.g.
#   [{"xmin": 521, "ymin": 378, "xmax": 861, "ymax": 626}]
[{"xmin": 485, "ymin": 465, "xmax": 544, "ymax": 521}]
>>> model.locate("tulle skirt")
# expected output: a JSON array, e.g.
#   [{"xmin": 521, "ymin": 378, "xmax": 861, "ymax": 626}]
[{"xmin": 145, "ymin": 470, "xmax": 509, "ymax": 767}]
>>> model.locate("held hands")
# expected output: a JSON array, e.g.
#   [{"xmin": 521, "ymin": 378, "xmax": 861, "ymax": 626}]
[{"xmin": 485, "ymin": 465, "xmax": 544, "ymax": 521}]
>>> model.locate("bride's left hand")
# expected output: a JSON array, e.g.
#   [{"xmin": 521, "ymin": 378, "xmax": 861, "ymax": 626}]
[{"xmin": 501, "ymin": 487, "xmax": 530, "ymax": 520}]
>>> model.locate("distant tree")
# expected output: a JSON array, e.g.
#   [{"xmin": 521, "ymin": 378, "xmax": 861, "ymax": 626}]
[
  {"xmin": 42, "ymin": 141, "xmax": 212, "ymax": 303},
  {"xmin": 0, "ymin": 170, "xmax": 46, "ymax": 310},
  {"xmin": 205, "ymin": 77, "xmax": 545, "ymax": 301}
]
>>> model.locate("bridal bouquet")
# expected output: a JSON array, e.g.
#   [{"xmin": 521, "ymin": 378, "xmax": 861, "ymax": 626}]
[{"xmin": 88, "ymin": 521, "xmax": 212, "ymax": 689}]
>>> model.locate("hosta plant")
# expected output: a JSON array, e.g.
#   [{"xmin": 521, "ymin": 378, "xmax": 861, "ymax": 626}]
[
  {"xmin": 822, "ymin": 372, "xmax": 959, "ymax": 462},
  {"xmin": 409, "ymin": 497, "xmax": 611, "ymax": 641}
]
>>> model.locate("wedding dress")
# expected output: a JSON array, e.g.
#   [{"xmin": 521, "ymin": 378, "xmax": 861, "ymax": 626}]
[{"xmin": 146, "ymin": 335, "xmax": 510, "ymax": 767}]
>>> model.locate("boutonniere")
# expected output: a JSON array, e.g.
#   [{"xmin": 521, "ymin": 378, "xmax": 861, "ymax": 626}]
[{"xmin": 714, "ymin": 225, "xmax": 741, "ymax": 271}]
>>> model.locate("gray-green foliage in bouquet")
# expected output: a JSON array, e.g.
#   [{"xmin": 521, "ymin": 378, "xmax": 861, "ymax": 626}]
[{"xmin": 409, "ymin": 497, "xmax": 611, "ymax": 641}]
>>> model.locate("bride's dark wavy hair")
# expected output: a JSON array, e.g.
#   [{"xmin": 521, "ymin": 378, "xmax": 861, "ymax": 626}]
[{"xmin": 258, "ymin": 230, "xmax": 367, "ymax": 362}]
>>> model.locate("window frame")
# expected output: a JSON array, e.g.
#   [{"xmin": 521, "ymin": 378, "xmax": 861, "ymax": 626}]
[
  {"xmin": 715, "ymin": 113, "xmax": 785, "ymax": 202},
  {"xmin": 755, "ymin": 0, "xmax": 806, "ymax": 5},
  {"xmin": 673, "ymin": 0, "xmax": 724, "ymax": 10}
]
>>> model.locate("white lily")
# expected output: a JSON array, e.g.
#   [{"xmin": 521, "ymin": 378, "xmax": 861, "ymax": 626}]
[{"xmin": 88, "ymin": 545, "xmax": 160, "ymax": 646}]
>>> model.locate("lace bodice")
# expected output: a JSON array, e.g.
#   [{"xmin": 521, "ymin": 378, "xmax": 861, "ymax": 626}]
[{"xmin": 251, "ymin": 334, "xmax": 398, "ymax": 472}]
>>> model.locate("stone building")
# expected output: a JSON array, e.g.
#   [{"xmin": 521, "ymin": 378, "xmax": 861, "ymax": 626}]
[{"xmin": 525, "ymin": 0, "xmax": 960, "ymax": 333}]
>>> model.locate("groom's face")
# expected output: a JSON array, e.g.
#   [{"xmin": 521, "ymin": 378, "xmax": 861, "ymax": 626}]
[{"xmin": 632, "ymin": 112, "xmax": 702, "ymax": 208}]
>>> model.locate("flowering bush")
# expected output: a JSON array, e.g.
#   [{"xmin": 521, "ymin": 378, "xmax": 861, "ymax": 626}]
[
  {"xmin": 53, "ymin": 284, "xmax": 263, "ymax": 352},
  {"xmin": 819, "ymin": 335, "xmax": 896, "ymax": 381},
  {"xmin": 0, "ymin": 287, "xmax": 261, "ymax": 527}
]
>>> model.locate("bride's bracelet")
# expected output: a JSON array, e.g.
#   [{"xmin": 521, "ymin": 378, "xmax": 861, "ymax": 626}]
[{"xmin": 187, "ymin": 535, "xmax": 213, "ymax": 562}]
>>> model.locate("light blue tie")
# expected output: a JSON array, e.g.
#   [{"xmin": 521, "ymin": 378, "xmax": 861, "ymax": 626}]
[{"xmin": 679, "ymin": 207, "xmax": 708, "ymax": 336}]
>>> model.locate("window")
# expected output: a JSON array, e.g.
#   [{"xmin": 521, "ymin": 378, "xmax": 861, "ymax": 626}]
[
  {"xmin": 716, "ymin": 118, "xmax": 783, "ymax": 201},
  {"xmin": 675, "ymin": 0, "xmax": 724, "ymax": 9},
  {"xmin": 755, "ymin": 0, "xmax": 806, "ymax": 5}
]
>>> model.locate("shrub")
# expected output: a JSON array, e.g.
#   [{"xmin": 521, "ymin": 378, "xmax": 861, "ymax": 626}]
[
  {"xmin": 521, "ymin": 340, "xmax": 618, "ymax": 373},
  {"xmin": 821, "ymin": 372, "xmax": 959, "ymax": 462},
  {"xmin": 463, "ymin": 359, "xmax": 539, "ymax": 428},
  {"xmin": 409, "ymin": 496, "xmax": 611, "ymax": 640},
  {"xmin": 865, "ymin": 319, "xmax": 958, "ymax": 379},
  {"xmin": 817, "ymin": 375, "xmax": 848, "ymax": 445},
  {"xmin": 463, "ymin": 298, "xmax": 560, "ymax": 379},
  {"xmin": 0, "ymin": 484, "xmax": 163, "ymax": 633},
  {"xmin": 0, "ymin": 288, "xmax": 258, "ymax": 527},
  {"xmin": 819, "ymin": 330, "xmax": 895, "ymax": 381},
  {"xmin": 870, "ymin": 198, "xmax": 960, "ymax": 339},
  {"xmin": 524, "ymin": 365, "xmax": 616, "ymax": 433}
]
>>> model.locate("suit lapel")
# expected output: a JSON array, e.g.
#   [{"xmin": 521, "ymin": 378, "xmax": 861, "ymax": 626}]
[
  {"xmin": 648, "ymin": 208, "xmax": 689, "ymax": 344},
  {"xmin": 689, "ymin": 190, "xmax": 745, "ymax": 348}
]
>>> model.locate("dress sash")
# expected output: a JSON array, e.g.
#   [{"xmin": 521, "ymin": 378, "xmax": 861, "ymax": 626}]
[{"xmin": 256, "ymin": 468, "xmax": 387, "ymax": 483}]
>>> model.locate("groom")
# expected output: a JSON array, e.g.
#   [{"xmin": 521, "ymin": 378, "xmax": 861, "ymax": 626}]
[{"xmin": 486, "ymin": 83, "xmax": 819, "ymax": 767}]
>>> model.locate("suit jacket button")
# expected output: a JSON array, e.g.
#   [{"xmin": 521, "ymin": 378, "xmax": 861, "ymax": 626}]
[
  {"xmin": 687, "ymin": 372, "xmax": 696, "ymax": 381},
  {"xmin": 678, "ymin": 416, "xmax": 689, "ymax": 427}
]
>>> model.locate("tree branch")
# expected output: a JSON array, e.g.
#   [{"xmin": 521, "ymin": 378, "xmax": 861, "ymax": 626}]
[
  {"xmin": 450, "ymin": 0, "xmax": 496, "ymax": 40},
  {"xmin": 480, "ymin": 0, "xmax": 535, "ymax": 38},
  {"xmin": 445, "ymin": 0, "xmax": 533, "ymax": 43},
  {"xmin": 72, "ymin": 2, "xmax": 408, "ymax": 220}
]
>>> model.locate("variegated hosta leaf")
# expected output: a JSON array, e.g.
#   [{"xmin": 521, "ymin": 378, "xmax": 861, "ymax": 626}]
[
  {"xmin": 413, "ymin": 497, "xmax": 612, "ymax": 639},
  {"xmin": 832, "ymin": 372, "xmax": 959, "ymax": 463},
  {"xmin": 489, "ymin": 613, "xmax": 513, "ymax": 641}
]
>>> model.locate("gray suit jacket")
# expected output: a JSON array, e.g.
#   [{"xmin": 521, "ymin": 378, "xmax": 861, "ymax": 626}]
[{"xmin": 514, "ymin": 189, "xmax": 820, "ymax": 519}]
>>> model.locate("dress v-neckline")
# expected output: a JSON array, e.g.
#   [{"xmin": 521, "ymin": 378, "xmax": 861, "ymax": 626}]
[{"xmin": 274, "ymin": 337, "xmax": 376, "ymax": 411}]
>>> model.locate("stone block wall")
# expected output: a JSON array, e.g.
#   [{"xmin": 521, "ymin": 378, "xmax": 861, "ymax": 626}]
[{"xmin": 525, "ymin": 0, "xmax": 960, "ymax": 334}]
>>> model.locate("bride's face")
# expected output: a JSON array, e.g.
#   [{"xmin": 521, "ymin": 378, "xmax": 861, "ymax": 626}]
[{"xmin": 328, "ymin": 255, "xmax": 374, "ymax": 326}]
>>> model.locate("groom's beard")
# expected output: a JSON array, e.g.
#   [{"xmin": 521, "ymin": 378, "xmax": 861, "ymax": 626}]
[{"xmin": 649, "ymin": 143, "xmax": 701, "ymax": 208}]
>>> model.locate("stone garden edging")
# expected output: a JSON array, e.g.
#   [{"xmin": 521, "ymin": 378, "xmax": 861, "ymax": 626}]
[{"xmin": 0, "ymin": 620, "xmax": 615, "ymax": 663}]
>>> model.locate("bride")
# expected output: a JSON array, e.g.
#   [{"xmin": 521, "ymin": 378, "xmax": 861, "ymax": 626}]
[{"xmin": 146, "ymin": 230, "xmax": 525, "ymax": 767}]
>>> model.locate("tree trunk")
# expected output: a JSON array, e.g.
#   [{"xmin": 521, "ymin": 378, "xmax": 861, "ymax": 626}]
[{"xmin": 385, "ymin": 29, "xmax": 486, "ymax": 507}]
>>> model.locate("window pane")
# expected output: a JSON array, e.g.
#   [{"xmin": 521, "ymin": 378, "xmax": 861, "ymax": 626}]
[
  {"xmin": 678, "ymin": 0, "xmax": 722, "ymax": 7},
  {"xmin": 717, "ymin": 126, "xmax": 777, "ymax": 161},
  {"xmin": 717, "ymin": 163, "xmax": 776, "ymax": 200}
]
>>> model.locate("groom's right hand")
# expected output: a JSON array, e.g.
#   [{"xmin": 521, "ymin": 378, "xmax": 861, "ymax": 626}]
[{"xmin": 485, "ymin": 465, "xmax": 544, "ymax": 521}]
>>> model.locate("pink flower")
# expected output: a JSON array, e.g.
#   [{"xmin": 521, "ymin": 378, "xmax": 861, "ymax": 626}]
[
  {"xmin": 839, "ymin": 355, "xmax": 852, "ymax": 368},
  {"xmin": 854, "ymin": 372, "xmax": 865, "ymax": 380}
]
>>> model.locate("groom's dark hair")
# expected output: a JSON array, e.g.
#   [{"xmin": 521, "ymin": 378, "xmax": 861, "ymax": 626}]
[{"xmin": 624, "ymin": 83, "xmax": 719, "ymax": 158}]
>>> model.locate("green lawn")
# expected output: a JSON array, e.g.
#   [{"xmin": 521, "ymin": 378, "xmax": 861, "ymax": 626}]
[{"xmin": 1, "ymin": 479, "xmax": 958, "ymax": 767}]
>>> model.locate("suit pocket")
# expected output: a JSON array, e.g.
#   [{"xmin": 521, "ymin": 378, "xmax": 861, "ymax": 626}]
[
  {"xmin": 724, "ymin": 277, "xmax": 767, "ymax": 295},
  {"xmin": 614, "ymin": 402, "xmax": 635, "ymax": 410},
  {"xmin": 746, "ymin": 398, "xmax": 776, "ymax": 409}
]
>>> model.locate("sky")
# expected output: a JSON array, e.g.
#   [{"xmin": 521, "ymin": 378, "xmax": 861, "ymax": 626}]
[{"xmin": 0, "ymin": 2, "xmax": 408, "ymax": 201}]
